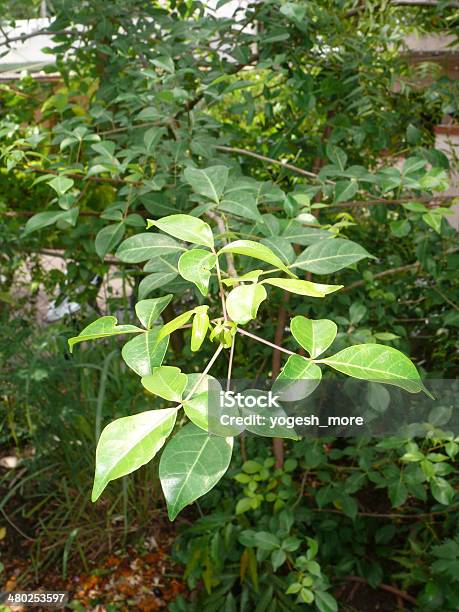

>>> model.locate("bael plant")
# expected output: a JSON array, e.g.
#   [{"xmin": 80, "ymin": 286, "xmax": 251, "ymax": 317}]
[{"xmin": 69, "ymin": 198, "xmax": 429, "ymax": 521}]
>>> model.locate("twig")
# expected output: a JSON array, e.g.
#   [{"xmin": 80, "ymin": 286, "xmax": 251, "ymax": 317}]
[
  {"xmin": 183, "ymin": 343, "xmax": 224, "ymax": 402},
  {"xmin": 0, "ymin": 28, "xmax": 73, "ymax": 48},
  {"xmin": 336, "ymin": 575, "xmax": 417, "ymax": 606},
  {"xmin": 343, "ymin": 262, "xmax": 421, "ymax": 292},
  {"xmin": 271, "ymin": 293, "xmax": 290, "ymax": 468},
  {"xmin": 236, "ymin": 327, "xmax": 296, "ymax": 356},
  {"xmin": 227, "ymin": 336, "xmax": 235, "ymax": 392},
  {"xmin": 216, "ymin": 145, "xmax": 333, "ymax": 183},
  {"xmin": 431, "ymin": 285, "xmax": 459, "ymax": 311},
  {"xmin": 213, "ymin": 249, "xmax": 228, "ymax": 321},
  {"xmin": 205, "ymin": 210, "xmax": 237, "ymax": 278}
]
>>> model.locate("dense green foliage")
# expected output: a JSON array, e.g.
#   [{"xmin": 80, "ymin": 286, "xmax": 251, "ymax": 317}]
[{"xmin": 1, "ymin": 1, "xmax": 458, "ymax": 609}]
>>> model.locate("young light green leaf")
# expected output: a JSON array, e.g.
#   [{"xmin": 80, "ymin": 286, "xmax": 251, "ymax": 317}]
[
  {"xmin": 95, "ymin": 222, "xmax": 125, "ymax": 259},
  {"xmin": 291, "ymin": 316, "xmax": 338, "ymax": 358},
  {"xmin": 184, "ymin": 165, "xmax": 229, "ymax": 203},
  {"xmin": 141, "ymin": 366, "xmax": 188, "ymax": 402},
  {"xmin": 116, "ymin": 233, "xmax": 183, "ymax": 263},
  {"xmin": 191, "ymin": 306, "xmax": 209, "ymax": 352},
  {"xmin": 68, "ymin": 316, "xmax": 142, "ymax": 352},
  {"xmin": 91, "ymin": 408, "xmax": 177, "ymax": 502},
  {"xmin": 273, "ymin": 355, "xmax": 322, "ymax": 401},
  {"xmin": 139, "ymin": 272, "xmax": 178, "ymax": 299},
  {"xmin": 178, "ymin": 249, "xmax": 216, "ymax": 296},
  {"xmin": 47, "ymin": 175, "xmax": 74, "ymax": 195},
  {"xmin": 219, "ymin": 190, "xmax": 261, "ymax": 222},
  {"xmin": 218, "ymin": 240, "xmax": 296, "ymax": 277},
  {"xmin": 135, "ymin": 295, "xmax": 173, "ymax": 329},
  {"xmin": 121, "ymin": 328, "xmax": 168, "ymax": 376},
  {"xmin": 157, "ymin": 309, "xmax": 195, "ymax": 343},
  {"xmin": 159, "ymin": 423, "xmax": 233, "ymax": 520},
  {"xmin": 147, "ymin": 214, "xmax": 214, "ymax": 248},
  {"xmin": 294, "ymin": 238, "xmax": 374, "ymax": 274},
  {"xmin": 222, "ymin": 270, "xmax": 263, "ymax": 287},
  {"xmin": 262, "ymin": 278, "xmax": 342, "ymax": 297},
  {"xmin": 320, "ymin": 345, "xmax": 426, "ymax": 394},
  {"xmin": 226, "ymin": 284, "xmax": 267, "ymax": 324}
]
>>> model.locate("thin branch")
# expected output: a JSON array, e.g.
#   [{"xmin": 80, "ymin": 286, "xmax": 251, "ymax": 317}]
[
  {"xmin": 216, "ymin": 145, "xmax": 333, "ymax": 183},
  {"xmin": 205, "ymin": 210, "xmax": 237, "ymax": 278},
  {"xmin": 431, "ymin": 285, "xmax": 459, "ymax": 311},
  {"xmin": 343, "ymin": 262, "xmax": 421, "ymax": 292},
  {"xmin": 27, "ymin": 167, "xmax": 141, "ymax": 186},
  {"xmin": 329, "ymin": 194, "xmax": 455, "ymax": 208},
  {"xmin": 236, "ymin": 327, "xmax": 296, "ymax": 356},
  {"xmin": 336, "ymin": 575, "xmax": 417, "ymax": 605},
  {"xmin": 183, "ymin": 343, "xmax": 224, "ymax": 402},
  {"xmin": 227, "ymin": 336, "xmax": 235, "ymax": 392},
  {"xmin": 0, "ymin": 28, "xmax": 73, "ymax": 48},
  {"xmin": 213, "ymin": 248, "xmax": 228, "ymax": 321}
]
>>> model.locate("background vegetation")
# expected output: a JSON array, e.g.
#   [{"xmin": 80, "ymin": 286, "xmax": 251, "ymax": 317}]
[{"xmin": 1, "ymin": 1, "xmax": 458, "ymax": 610}]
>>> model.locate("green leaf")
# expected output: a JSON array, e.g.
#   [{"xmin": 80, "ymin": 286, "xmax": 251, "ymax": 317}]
[
  {"xmin": 431, "ymin": 478, "xmax": 454, "ymax": 505},
  {"xmin": 423, "ymin": 212, "xmax": 443, "ymax": 234},
  {"xmin": 141, "ymin": 366, "xmax": 188, "ymax": 402},
  {"xmin": 191, "ymin": 306, "xmax": 209, "ymax": 352},
  {"xmin": 281, "ymin": 221, "xmax": 333, "ymax": 246},
  {"xmin": 68, "ymin": 316, "xmax": 142, "ymax": 352},
  {"xmin": 388, "ymin": 480, "xmax": 408, "ymax": 507},
  {"xmin": 326, "ymin": 143, "xmax": 347, "ymax": 170},
  {"xmin": 147, "ymin": 214, "xmax": 214, "ymax": 248},
  {"xmin": 290, "ymin": 316, "xmax": 337, "ymax": 358},
  {"xmin": 157, "ymin": 309, "xmax": 195, "ymax": 343},
  {"xmin": 23, "ymin": 208, "xmax": 79, "ymax": 235},
  {"xmin": 218, "ymin": 240, "xmax": 296, "ymax": 277},
  {"xmin": 121, "ymin": 328, "xmax": 168, "ymax": 376},
  {"xmin": 315, "ymin": 591, "xmax": 338, "ymax": 612},
  {"xmin": 47, "ymin": 175, "xmax": 74, "ymax": 195},
  {"xmin": 95, "ymin": 222, "xmax": 125, "ymax": 259},
  {"xmin": 91, "ymin": 408, "xmax": 177, "ymax": 501},
  {"xmin": 262, "ymin": 278, "xmax": 342, "ymax": 297},
  {"xmin": 182, "ymin": 374, "xmax": 216, "ymax": 432},
  {"xmin": 219, "ymin": 190, "xmax": 261, "ymax": 221},
  {"xmin": 253, "ymin": 531, "xmax": 280, "ymax": 551},
  {"xmin": 294, "ymin": 238, "xmax": 374, "ymax": 274},
  {"xmin": 321, "ymin": 345, "xmax": 425, "ymax": 394},
  {"xmin": 334, "ymin": 180, "xmax": 358, "ymax": 203},
  {"xmin": 159, "ymin": 423, "xmax": 233, "ymax": 520},
  {"xmin": 183, "ymin": 375, "xmax": 242, "ymax": 436},
  {"xmin": 138, "ymin": 272, "xmax": 178, "ymax": 299},
  {"xmin": 116, "ymin": 233, "xmax": 183, "ymax": 263},
  {"xmin": 260, "ymin": 237, "xmax": 295, "ymax": 265},
  {"xmin": 184, "ymin": 165, "xmax": 229, "ymax": 203},
  {"xmin": 273, "ymin": 355, "xmax": 322, "ymax": 401},
  {"xmin": 152, "ymin": 55, "xmax": 175, "ymax": 73},
  {"xmin": 226, "ymin": 284, "xmax": 267, "ymax": 324},
  {"xmin": 178, "ymin": 249, "xmax": 216, "ymax": 296},
  {"xmin": 135, "ymin": 295, "xmax": 173, "ymax": 329}
]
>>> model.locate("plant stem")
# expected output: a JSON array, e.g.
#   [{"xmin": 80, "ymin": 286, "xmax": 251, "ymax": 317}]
[
  {"xmin": 226, "ymin": 336, "xmax": 235, "ymax": 392},
  {"xmin": 184, "ymin": 343, "xmax": 224, "ymax": 402},
  {"xmin": 236, "ymin": 327, "xmax": 296, "ymax": 357},
  {"xmin": 213, "ymin": 249, "xmax": 228, "ymax": 321}
]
